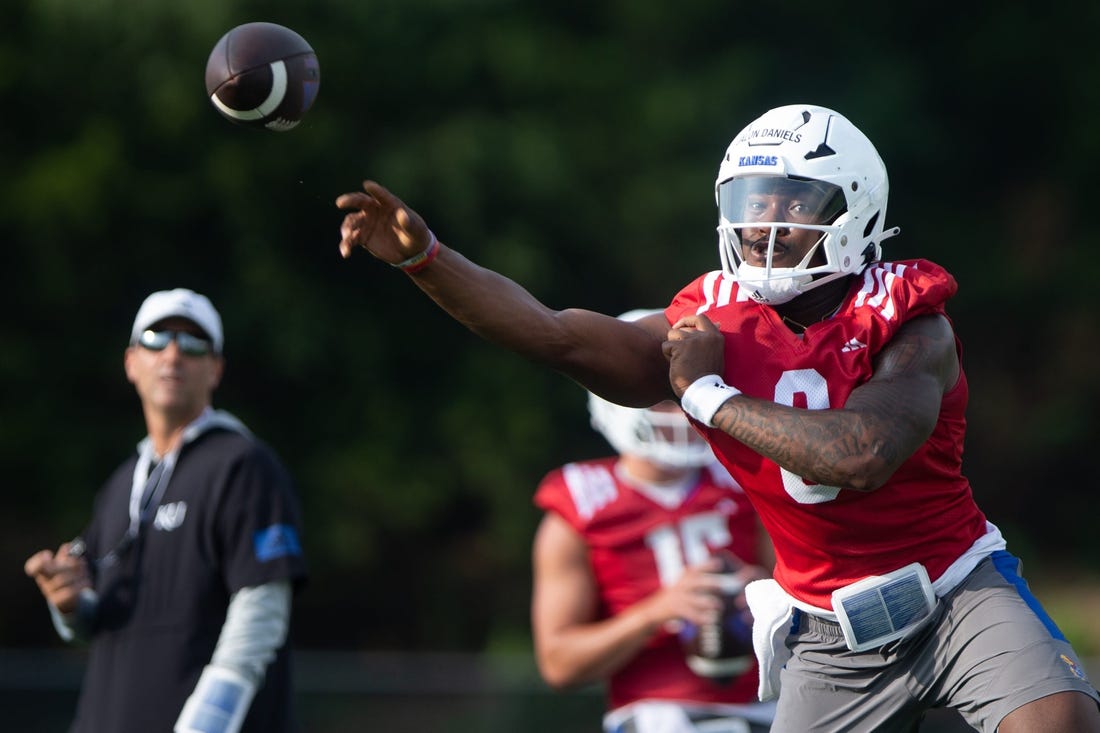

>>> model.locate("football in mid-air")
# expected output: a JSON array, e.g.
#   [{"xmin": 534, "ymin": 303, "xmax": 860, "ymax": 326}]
[
  {"xmin": 204, "ymin": 22, "xmax": 320, "ymax": 132},
  {"xmin": 679, "ymin": 550, "xmax": 755, "ymax": 680}
]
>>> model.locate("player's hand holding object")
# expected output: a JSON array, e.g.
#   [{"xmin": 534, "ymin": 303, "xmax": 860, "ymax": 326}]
[{"xmin": 24, "ymin": 542, "xmax": 91, "ymax": 614}]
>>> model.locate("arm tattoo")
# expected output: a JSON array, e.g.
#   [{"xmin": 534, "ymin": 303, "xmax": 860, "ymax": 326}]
[{"xmin": 710, "ymin": 315, "xmax": 956, "ymax": 491}]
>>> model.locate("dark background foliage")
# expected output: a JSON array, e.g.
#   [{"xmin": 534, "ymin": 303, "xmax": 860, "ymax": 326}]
[{"xmin": 4, "ymin": 0, "xmax": 1099, "ymax": 658}]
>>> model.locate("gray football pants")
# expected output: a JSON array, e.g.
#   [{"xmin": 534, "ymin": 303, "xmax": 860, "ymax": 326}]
[{"xmin": 771, "ymin": 553, "xmax": 1099, "ymax": 732}]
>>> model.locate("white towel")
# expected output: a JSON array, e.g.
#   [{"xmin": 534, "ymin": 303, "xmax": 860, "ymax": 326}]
[{"xmin": 744, "ymin": 579, "xmax": 794, "ymax": 702}]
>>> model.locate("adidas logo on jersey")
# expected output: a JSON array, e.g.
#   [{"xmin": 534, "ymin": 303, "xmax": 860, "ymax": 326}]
[{"xmin": 841, "ymin": 338, "xmax": 867, "ymax": 353}]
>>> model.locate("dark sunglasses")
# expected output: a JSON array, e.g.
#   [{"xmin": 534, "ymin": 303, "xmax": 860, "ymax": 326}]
[{"xmin": 137, "ymin": 329, "xmax": 214, "ymax": 356}]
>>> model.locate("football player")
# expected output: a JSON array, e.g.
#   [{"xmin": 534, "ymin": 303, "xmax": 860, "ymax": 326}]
[
  {"xmin": 532, "ymin": 311, "xmax": 774, "ymax": 733},
  {"xmin": 335, "ymin": 104, "xmax": 1100, "ymax": 732}
]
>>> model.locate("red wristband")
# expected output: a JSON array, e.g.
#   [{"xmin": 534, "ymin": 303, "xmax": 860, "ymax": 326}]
[{"xmin": 394, "ymin": 232, "xmax": 440, "ymax": 275}]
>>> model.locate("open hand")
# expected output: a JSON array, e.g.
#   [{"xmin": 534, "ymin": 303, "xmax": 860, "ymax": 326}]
[{"xmin": 335, "ymin": 181, "xmax": 433, "ymax": 263}]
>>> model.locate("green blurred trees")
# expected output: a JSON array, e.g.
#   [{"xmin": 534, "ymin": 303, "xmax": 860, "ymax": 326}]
[{"xmin": 4, "ymin": 0, "xmax": 1099, "ymax": 651}]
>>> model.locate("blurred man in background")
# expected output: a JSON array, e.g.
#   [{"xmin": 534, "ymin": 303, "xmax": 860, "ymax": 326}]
[
  {"xmin": 24, "ymin": 288, "xmax": 308, "ymax": 733},
  {"xmin": 532, "ymin": 314, "xmax": 774, "ymax": 733}
]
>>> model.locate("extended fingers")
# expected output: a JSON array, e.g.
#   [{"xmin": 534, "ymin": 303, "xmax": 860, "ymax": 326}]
[
  {"xmin": 334, "ymin": 180, "xmax": 393, "ymax": 209},
  {"xmin": 360, "ymin": 180, "xmax": 403, "ymax": 208},
  {"xmin": 335, "ymin": 190, "xmax": 379, "ymax": 212},
  {"xmin": 335, "ymin": 182, "xmax": 406, "ymax": 256},
  {"xmin": 338, "ymin": 216, "xmax": 364, "ymax": 259},
  {"xmin": 337, "ymin": 181, "xmax": 407, "ymax": 223},
  {"xmin": 336, "ymin": 208, "xmax": 384, "ymax": 260}
]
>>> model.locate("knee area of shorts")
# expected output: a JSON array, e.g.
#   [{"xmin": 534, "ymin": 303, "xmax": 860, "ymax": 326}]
[{"xmin": 983, "ymin": 643, "xmax": 1098, "ymax": 732}]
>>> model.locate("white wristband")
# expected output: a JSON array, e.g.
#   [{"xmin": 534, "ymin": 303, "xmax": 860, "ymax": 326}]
[
  {"xmin": 175, "ymin": 664, "xmax": 257, "ymax": 733},
  {"xmin": 680, "ymin": 374, "xmax": 740, "ymax": 427}
]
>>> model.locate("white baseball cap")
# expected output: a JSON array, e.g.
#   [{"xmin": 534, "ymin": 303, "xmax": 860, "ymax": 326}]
[{"xmin": 130, "ymin": 288, "xmax": 224, "ymax": 354}]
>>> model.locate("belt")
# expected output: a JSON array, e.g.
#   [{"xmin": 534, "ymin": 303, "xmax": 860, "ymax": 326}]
[{"xmin": 797, "ymin": 609, "xmax": 845, "ymax": 639}]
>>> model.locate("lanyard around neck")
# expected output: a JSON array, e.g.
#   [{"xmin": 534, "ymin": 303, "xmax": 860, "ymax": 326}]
[
  {"xmin": 125, "ymin": 408, "xmax": 252, "ymax": 540},
  {"xmin": 80, "ymin": 410, "xmax": 251, "ymax": 569},
  {"xmin": 127, "ymin": 444, "xmax": 180, "ymax": 538}
]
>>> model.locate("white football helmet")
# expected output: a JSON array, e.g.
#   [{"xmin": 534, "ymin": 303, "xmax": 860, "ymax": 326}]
[
  {"xmin": 588, "ymin": 393, "xmax": 715, "ymax": 469},
  {"xmin": 586, "ymin": 309, "xmax": 714, "ymax": 469},
  {"xmin": 715, "ymin": 104, "xmax": 900, "ymax": 304}
]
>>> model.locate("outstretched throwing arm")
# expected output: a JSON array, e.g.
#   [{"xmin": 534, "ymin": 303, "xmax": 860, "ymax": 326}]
[{"xmin": 335, "ymin": 180, "xmax": 673, "ymax": 406}]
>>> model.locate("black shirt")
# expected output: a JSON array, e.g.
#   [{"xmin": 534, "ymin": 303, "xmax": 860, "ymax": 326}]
[{"xmin": 71, "ymin": 427, "xmax": 308, "ymax": 733}]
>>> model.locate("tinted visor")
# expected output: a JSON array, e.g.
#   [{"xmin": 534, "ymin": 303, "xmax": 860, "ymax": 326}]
[{"xmin": 719, "ymin": 176, "xmax": 846, "ymax": 226}]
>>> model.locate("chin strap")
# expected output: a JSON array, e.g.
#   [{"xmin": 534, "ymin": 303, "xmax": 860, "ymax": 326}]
[
  {"xmin": 878, "ymin": 225, "xmax": 902, "ymax": 243},
  {"xmin": 862, "ymin": 226, "xmax": 902, "ymax": 264}
]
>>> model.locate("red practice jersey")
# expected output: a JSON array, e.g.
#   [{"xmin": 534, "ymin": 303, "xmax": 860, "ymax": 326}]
[
  {"xmin": 534, "ymin": 457, "xmax": 761, "ymax": 710},
  {"xmin": 666, "ymin": 259, "xmax": 988, "ymax": 609}
]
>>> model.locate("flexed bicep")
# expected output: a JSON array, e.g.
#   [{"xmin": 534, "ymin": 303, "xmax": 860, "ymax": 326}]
[{"xmin": 846, "ymin": 313, "xmax": 959, "ymax": 464}]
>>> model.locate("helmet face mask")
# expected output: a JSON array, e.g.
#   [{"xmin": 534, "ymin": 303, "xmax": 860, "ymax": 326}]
[
  {"xmin": 714, "ymin": 105, "xmax": 898, "ymax": 305},
  {"xmin": 588, "ymin": 394, "xmax": 714, "ymax": 470}
]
